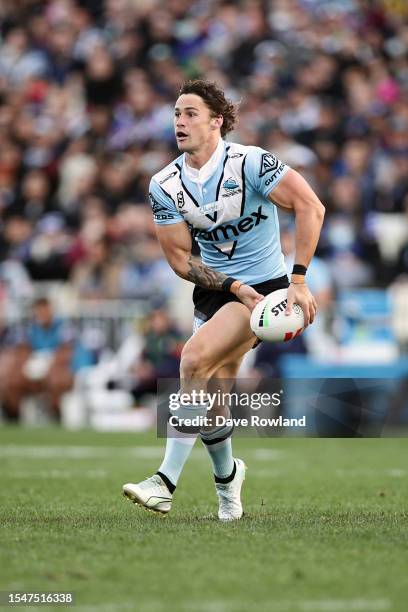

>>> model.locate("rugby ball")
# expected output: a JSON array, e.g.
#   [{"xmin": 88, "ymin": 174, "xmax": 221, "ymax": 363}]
[{"xmin": 250, "ymin": 288, "xmax": 304, "ymax": 343}]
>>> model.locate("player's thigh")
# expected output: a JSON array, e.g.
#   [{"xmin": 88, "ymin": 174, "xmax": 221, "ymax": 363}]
[{"xmin": 181, "ymin": 301, "xmax": 256, "ymax": 377}]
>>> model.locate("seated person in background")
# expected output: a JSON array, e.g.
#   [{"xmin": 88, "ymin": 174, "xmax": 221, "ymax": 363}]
[
  {"xmin": 70, "ymin": 234, "xmax": 122, "ymax": 300},
  {"xmin": 0, "ymin": 297, "xmax": 93, "ymax": 420},
  {"xmin": 129, "ymin": 305, "xmax": 184, "ymax": 402},
  {"xmin": 0, "ymin": 296, "xmax": 23, "ymax": 421}
]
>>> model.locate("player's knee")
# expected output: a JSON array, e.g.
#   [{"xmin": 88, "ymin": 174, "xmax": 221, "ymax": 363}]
[{"xmin": 180, "ymin": 344, "xmax": 212, "ymax": 379}]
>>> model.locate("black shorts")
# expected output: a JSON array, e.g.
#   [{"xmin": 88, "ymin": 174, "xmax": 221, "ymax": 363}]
[{"xmin": 193, "ymin": 274, "xmax": 289, "ymax": 325}]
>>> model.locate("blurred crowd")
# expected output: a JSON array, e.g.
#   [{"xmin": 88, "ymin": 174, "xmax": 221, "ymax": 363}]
[{"xmin": 0, "ymin": 0, "xmax": 407, "ymax": 420}]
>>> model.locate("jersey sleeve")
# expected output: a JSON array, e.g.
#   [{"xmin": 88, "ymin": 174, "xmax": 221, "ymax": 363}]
[
  {"xmin": 149, "ymin": 179, "xmax": 184, "ymax": 226},
  {"xmin": 245, "ymin": 147, "xmax": 290, "ymax": 199}
]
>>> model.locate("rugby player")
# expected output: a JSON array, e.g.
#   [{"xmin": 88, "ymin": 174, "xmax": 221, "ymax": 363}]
[{"xmin": 123, "ymin": 80, "xmax": 324, "ymax": 520}]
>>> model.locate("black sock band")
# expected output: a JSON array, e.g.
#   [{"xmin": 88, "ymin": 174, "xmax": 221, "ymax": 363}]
[
  {"xmin": 201, "ymin": 433, "xmax": 232, "ymax": 446},
  {"xmin": 214, "ymin": 460, "xmax": 236, "ymax": 484},
  {"xmin": 200, "ymin": 422, "xmax": 234, "ymax": 446},
  {"xmin": 156, "ymin": 471, "xmax": 176, "ymax": 494}
]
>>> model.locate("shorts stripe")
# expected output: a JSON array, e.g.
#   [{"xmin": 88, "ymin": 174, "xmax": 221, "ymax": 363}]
[{"xmin": 193, "ymin": 316, "xmax": 205, "ymax": 334}]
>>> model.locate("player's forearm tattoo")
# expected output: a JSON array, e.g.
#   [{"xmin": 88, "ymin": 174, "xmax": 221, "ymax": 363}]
[{"xmin": 186, "ymin": 255, "xmax": 229, "ymax": 290}]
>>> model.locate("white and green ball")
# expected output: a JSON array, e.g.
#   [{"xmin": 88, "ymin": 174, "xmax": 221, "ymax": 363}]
[{"xmin": 250, "ymin": 288, "xmax": 304, "ymax": 343}]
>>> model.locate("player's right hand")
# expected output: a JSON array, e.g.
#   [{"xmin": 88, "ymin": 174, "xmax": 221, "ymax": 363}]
[{"xmin": 236, "ymin": 284, "xmax": 264, "ymax": 312}]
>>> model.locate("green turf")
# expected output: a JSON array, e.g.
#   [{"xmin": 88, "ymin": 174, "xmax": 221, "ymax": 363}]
[{"xmin": 0, "ymin": 427, "xmax": 407, "ymax": 612}]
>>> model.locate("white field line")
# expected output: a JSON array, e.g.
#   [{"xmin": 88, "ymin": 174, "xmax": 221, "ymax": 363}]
[
  {"xmin": 336, "ymin": 468, "xmax": 406, "ymax": 478},
  {"xmin": 0, "ymin": 445, "xmax": 284, "ymax": 461},
  {"xmin": 71, "ymin": 599, "xmax": 392, "ymax": 612},
  {"xmin": 301, "ymin": 599, "xmax": 391, "ymax": 611},
  {"xmin": 11, "ymin": 469, "xmax": 108, "ymax": 479},
  {"xmin": 0, "ymin": 445, "xmax": 163, "ymax": 459}
]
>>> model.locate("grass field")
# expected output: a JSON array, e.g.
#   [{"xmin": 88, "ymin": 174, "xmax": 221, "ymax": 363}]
[{"xmin": 0, "ymin": 427, "xmax": 407, "ymax": 612}]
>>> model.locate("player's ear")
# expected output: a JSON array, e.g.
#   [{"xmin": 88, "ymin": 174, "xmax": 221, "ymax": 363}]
[{"xmin": 211, "ymin": 115, "xmax": 223, "ymax": 131}]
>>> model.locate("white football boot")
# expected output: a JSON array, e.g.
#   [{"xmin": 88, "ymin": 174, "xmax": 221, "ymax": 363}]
[
  {"xmin": 215, "ymin": 458, "xmax": 246, "ymax": 521},
  {"xmin": 122, "ymin": 474, "xmax": 172, "ymax": 515}
]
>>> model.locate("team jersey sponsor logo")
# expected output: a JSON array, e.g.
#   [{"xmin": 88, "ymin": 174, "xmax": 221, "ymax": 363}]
[
  {"xmin": 149, "ymin": 193, "xmax": 166, "ymax": 213},
  {"xmin": 228, "ymin": 153, "xmax": 244, "ymax": 159},
  {"xmin": 198, "ymin": 201, "xmax": 223, "ymax": 215},
  {"xmin": 149, "ymin": 193, "xmax": 175, "ymax": 220},
  {"xmin": 159, "ymin": 170, "xmax": 178, "ymax": 184},
  {"xmin": 191, "ymin": 205, "xmax": 268, "ymax": 242},
  {"xmin": 264, "ymin": 163, "xmax": 286, "ymax": 186},
  {"xmin": 222, "ymin": 188, "xmax": 242, "ymax": 198},
  {"xmin": 259, "ymin": 153, "xmax": 280, "ymax": 177}
]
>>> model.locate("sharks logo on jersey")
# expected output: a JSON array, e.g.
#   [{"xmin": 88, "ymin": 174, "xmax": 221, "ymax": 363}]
[
  {"xmin": 222, "ymin": 177, "xmax": 241, "ymax": 198},
  {"xmin": 148, "ymin": 142, "xmax": 290, "ymax": 284},
  {"xmin": 223, "ymin": 178, "xmax": 239, "ymax": 190}
]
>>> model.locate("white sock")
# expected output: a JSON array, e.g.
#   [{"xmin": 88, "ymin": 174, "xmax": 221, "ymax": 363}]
[
  {"xmin": 204, "ymin": 437, "xmax": 234, "ymax": 480},
  {"xmin": 157, "ymin": 422, "xmax": 197, "ymax": 489}
]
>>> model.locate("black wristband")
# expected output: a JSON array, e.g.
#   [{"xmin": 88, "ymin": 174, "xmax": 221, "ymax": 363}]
[
  {"xmin": 222, "ymin": 277, "xmax": 238, "ymax": 292},
  {"xmin": 292, "ymin": 264, "xmax": 307, "ymax": 276}
]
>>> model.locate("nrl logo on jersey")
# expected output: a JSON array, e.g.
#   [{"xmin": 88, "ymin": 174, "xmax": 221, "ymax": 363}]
[
  {"xmin": 177, "ymin": 191, "xmax": 187, "ymax": 213},
  {"xmin": 259, "ymin": 153, "xmax": 280, "ymax": 177}
]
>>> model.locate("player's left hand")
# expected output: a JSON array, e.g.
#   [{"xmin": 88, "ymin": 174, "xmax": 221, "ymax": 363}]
[
  {"xmin": 236, "ymin": 284, "xmax": 264, "ymax": 312},
  {"xmin": 285, "ymin": 283, "xmax": 317, "ymax": 327}
]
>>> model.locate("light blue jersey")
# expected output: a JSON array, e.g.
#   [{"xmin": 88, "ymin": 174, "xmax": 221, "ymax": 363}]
[{"xmin": 149, "ymin": 141, "xmax": 290, "ymax": 285}]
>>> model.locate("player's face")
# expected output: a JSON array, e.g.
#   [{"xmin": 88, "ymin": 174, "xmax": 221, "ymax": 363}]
[{"xmin": 174, "ymin": 94, "xmax": 220, "ymax": 153}]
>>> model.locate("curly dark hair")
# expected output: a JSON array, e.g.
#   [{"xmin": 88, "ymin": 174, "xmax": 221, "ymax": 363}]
[{"xmin": 179, "ymin": 79, "xmax": 238, "ymax": 137}]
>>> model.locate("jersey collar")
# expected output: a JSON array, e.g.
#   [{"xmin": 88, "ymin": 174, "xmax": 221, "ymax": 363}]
[{"xmin": 183, "ymin": 138, "xmax": 225, "ymax": 186}]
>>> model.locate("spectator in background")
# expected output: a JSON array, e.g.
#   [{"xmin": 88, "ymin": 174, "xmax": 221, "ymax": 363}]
[
  {"xmin": 0, "ymin": 293, "xmax": 22, "ymax": 420},
  {"xmin": 280, "ymin": 223, "xmax": 335, "ymax": 356},
  {"xmin": 129, "ymin": 305, "xmax": 184, "ymax": 401},
  {"xmin": 70, "ymin": 234, "xmax": 122, "ymax": 300},
  {"xmin": 394, "ymin": 196, "xmax": 408, "ymax": 280},
  {"xmin": 0, "ymin": 296, "xmax": 93, "ymax": 420},
  {"xmin": 0, "ymin": 215, "xmax": 33, "ymax": 268},
  {"xmin": 26, "ymin": 213, "xmax": 72, "ymax": 281},
  {"xmin": 57, "ymin": 150, "xmax": 97, "ymax": 228},
  {"xmin": 11, "ymin": 169, "xmax": 52, "ymax": 223},
  {"xmin": 111, "ymin": 202, "xmax": 178, "ymax": 300}
]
